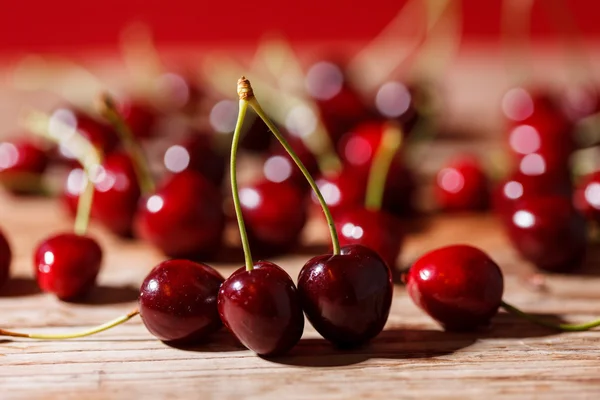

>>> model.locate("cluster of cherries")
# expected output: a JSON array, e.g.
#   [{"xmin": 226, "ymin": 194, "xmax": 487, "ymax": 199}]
[{"xmin": 0, "ymin": 59, "xmax": 599, "ymax": 355}]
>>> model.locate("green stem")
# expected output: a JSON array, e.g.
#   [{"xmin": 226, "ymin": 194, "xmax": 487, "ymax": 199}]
[
  {"xmin": 231, "ymin": 100, "xmax": 254, "ymax": 271},
  {"xmin": 73, "ymin": 165, "xmax": 95, "ymax": 236},
  {"xmin": 246, "ymin": 95, "xmax": 341, "ymax": 255},
  {"xmin": 0, "ymin": 309, "xmax": 139, "ymax": 340},
  {"xmin": 501, "ymin": 301, "xmax": 600, "ymax": 332},
  {"xmin": 365, "ymin": 123, "xmax": 403, "ymax": 211},
  {"xmin": 99, "ymin": 95, "xmax": 155, "ymax": 194}
]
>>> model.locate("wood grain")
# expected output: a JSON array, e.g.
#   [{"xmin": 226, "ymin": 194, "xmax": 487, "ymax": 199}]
[{"xmin": 1, "ymin": 191, "xmax": 600, "ymax": 400}]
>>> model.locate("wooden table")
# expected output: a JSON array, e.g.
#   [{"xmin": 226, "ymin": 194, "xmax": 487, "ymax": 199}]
[{"xmin": 1, "ymin": 190, "xmax": 599, "ymax": 400}]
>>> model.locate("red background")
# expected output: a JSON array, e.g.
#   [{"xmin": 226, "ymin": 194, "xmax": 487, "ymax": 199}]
[{"xmin": 1, "ymin": 0, "xmax": 599, "ymax": 54}]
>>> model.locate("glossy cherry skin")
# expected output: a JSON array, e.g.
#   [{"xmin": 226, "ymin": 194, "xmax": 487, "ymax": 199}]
[
  {"xmin": 139, "ymin": 259, "xmax": 225, "ymax": 344},
  {"xmin": 135, "ymin": 170, "xmax": 224, "ymax": 258},
  {"xmin": 63, "ymin": 152, "xmax": 141, "ymax": 236},
  {"xmin": 34, "ymin": 233, "xmax": 102, "ymax": 301},
  {"xmin": 118, "ymin": 101, "xmax": 157, "ymax": 139},
  {"xmin": 305, "ymin": 60, "xmax": 371, "ymax": 142},
  {"xmin": 335, "ymin": 208, "xmax": 403, "ymax": 269},
  {"xmin": 298, "ymin": 245, "xmax": 393, "ymax": 348},
  {"xmin": 434, "ymin": 156, "xmax": 490, "ymax": 212},
  {"xmin": 239, "ymin": 180, "xmax": 307, "ymax": 256},
  {"xmin": 0, "ymin": 228, "xmax": 11, "ymax": 289},
  {"xmin": 218, "ymin": 261, "xmax": 304, "ymax": 356},
  {"xmin": 574, "ymin": 171, "xmax": 600, "ymax": 223},
  {"xmin": 0, "ymin": 138, "xmax": 49, "ymax": 194},
  {"xmin": 163, "ymin": 133, "xmax": 226, "ymax": 187},
  {"xmin": 406, "ymin": 245, "xmax": 504, "ymax": 331},
  {"xmin": 503, "ymin": 196, "xmax": 587, "ymax": 272}
]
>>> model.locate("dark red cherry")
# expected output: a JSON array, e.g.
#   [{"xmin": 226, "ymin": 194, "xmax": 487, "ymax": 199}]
[
  {"xmin": 139, "ymin": 259, "xmax": 224, "ymax": 344},
  {"xmin": 117, "ymin": 101, "xmax": 157, "ymax": 139},
  {"xmin": 134, "ymin": 170, "xmax": 224, "ymax": 258},
  {"xmin": 434, "ymin": 156, "xmax": 490, "ymax": 212},
  {"xmin": 239, "ymin": 179, "xmax": 307, "ymax": 256},
  {"xmin": 337, "ymin": 121, "xmax": 387, "ymax": 174},
  {"xmin": 305, "ymin": 61, "xmax": 370, "ymax": 142},
  {"xmin": 163, "ymin": 133, "xmax": 226, "ymax": 187},
  {"xmin": 503, "ymin": 196, "xmax": 587, "ymax": 272},
  {"xmin": 63, "ymin": 152, "xmax": 141, "ymax": 236},
  {"xmin": 335, "ymin": 208, "xmax": 403, "ymax": 269},
  {"xmin": 574, "ymin": 171, "xmax": 600, "ymax": 222},
  {"xmin": 34, "ymin": 233, "xmax": 102, "ymax": 301},
  {"xmin": 264, "ymin": 135, "xmax": 319, "ymax": 190},
  {"xmin": 560, "ymin": 85, "xmax": 600, "ymax": 123},
  {"xmin": 406, "ymin": 245, "xmax": 504, "ymax": 331},
  {"xmin": 50, "ymin": 109, "xmax": 119, "ymax": 163},
  {"xmin": 0, "ymin": 228, "xmax": 11, "ymax": 289},
  {"xmin": 298, "ymin": 245, "xmax": 392, "ymax": 347},
  {"xmin": 218, "ymin": 261, "xmax": 304, "ymax": 356},
  {"xmin": 372, "ymin": 81, "xmax": 422, "ymax": 133},
  {"xmin": 0, "ymin": 138, "xmax": 49, "ymax": 194}
]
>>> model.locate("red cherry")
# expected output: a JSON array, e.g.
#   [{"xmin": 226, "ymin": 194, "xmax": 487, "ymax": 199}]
[
  {"xmin": 560, "ymin": 85, "xmax": 600, "ymax": 123},
  {"xmin": 218, "ymin": 261, "xmax": 304, "ymax": 356},
  {"xmin": 0, "ymin": 138, "xmax": 49, "ymax": 194},
  {"xmin": 163, "ymin": 133, "xmax": 226, "ymax": 187},
  {"xmin": 0, "ymin": 228, "xmax": 11, "ymax": 289},
  {"xmin": 298, "ymin": 245, "xmax": 393, "ymax": 347},
  {"xmin": 434, "ymin": 156, "xmax": 490, "ymax": 212},
  {"xmin": 305, "ymin": 61, "xmax": 370, "ymax": 142},
  {"xmin": 574, "ymin": 171, "xmax": 600, "ymax": 222},
  {"xmin": 503, "ymin": 196, "xmax": 587, "ymax": 272},
  {"xmin": 335, "ymin": 208, "xmax": 403, "ymax": 268},
  {"xmin": 406, "ymin": 245, "xmax": 504, "ymax": 331},
  {"xmin": 372, "ymin": 81, "xmax": 420, "ymax": 132},
  {"xmin": 34, "ymin": 233, "xmax": 102, "ymax": 301},
  {"xmin": 50, "ymin": 109, "xmax": 119, "ymax": 163},
  {"xmin": 63, "ymin": 152, "xmax": 141, "ymax": 236},
  {"xmin": 239, "ymin": 179, "xmax": 307, "ymax": 256},
  {"xmin": 264, "ymin": 135, "xmax": 319, "ymax": 190},
  {"xmin": 135, "ymin": 170, "xmax": 225, "ymax": 258},
  {"xmin": 117, "ymin": 101, "xmax": 157, "ymax": 139},
  {"xmin": 139, "ymin": 259, "xmax": 224, "ymax": 344},
  {"xmin": 337, "ymin": 121, "xmax": 387, "ymax": 173}
]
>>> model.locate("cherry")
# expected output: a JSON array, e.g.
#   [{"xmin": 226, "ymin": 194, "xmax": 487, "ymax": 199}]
[
  {"xmin": 239, "ymin": 179, "xmax": 307, "ymax": 256},
  {"xmin": 0, "ymin": 138, "xmax": 49, "ymax": 194},
  {"xmin": 372, "ymin": 81, "xmax": 421, "ymax": 133},
  {"xmin": 218, "ymin": 261, "xmax": 304, "ymax": 356},
  {"xmin": 139, "ymin": 259, "xmax": 224, "ymax": 344},
  {"xmin": 117, "ymin": 101, "xmax": 157, "ymax": 139},
  {"xmin": 264, "ymin": 135, "xmax": 319, "ymax": 190},
  {"xmin": 434, "ymin": 155, "xmax": 490, "ymax": 212},
  {"xmin": 163, "ymin": 133, "xmax": 226, "ymax": 187},
  {"xmin": 574, "ymin": 171, "xmax": 600, "ymax": 222},
  {"xmin": 0, "ymin": 228, "xmax": 11, "ymax": 289},
  {"xmin": 298, "ymin": 245, "xmax": 393, "ymax": 348},
  {"xmin": 503, "ymin": 196, "xmax": 587, "ymax": 272},
  {"xmin": 335, "ymin": 208, "xmax": 403, "ymax": 269},
  {"xmin": 34, "ymin": 233, "xmax": 102, "ymax": 301},
  {"xmin": 406, "ymin": 245, "xmax": 504, "ymax": 331},
  {"xmin": 134, "ymin": 170, "xmax": 224, "ymax": 258},
  {"xmin": 63, "ymin": 151, "xmax": 141, "ymax": 236},
  {"xmin": 153, "ymin": 71, "xmax": 203, "ymax": 114},
  {"xmin": 560, "ymin": 85, "xmax": 600, "ymax": 123},
  {"xmin": 304, "ymin": 61, "xmax": 370, "ymax": 142},
  {"xmin": 50, "ymin": 109, "xmax": 119, "ymax": 163}
]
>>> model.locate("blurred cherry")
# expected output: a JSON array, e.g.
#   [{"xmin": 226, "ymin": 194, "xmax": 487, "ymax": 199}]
[
  {"xmin": 264, "ymin": 135, "xmax": 319, "ymax": 190},
  {"xmin": 406, "ymin": 245, "xmax": 504, "ymax": 331},
  {"xmin": 139, "ymin": 259, "xmax": 224, "ymax": 344},
  {"xmin": 503, "ymin": 196, "xmax": 586, "ymax": 272},
  {"xmin": 117, "ymin": 101, "xmax": 158, "ymax": 139},
  {"xmin": 34, "ymin": 233, "xmax": 102, "ymax": 301},
  {"xmin": 560, "ymin": 85, "xmax": 600, "ymax": 123},
  {"xmin": 574, "ymin": 171, "xmax": 600, "ymax": 222},
  {"xmin": 163, "ymin": 133, "xmax": 226, "ymax": 186},
  {"xmin": 435, "ymin": 156, "xmax": 490, "ymax": 212},
  {"xmin": 218, "ymin": 261, "xmax": 304, "ymax": 356},
  {"xmin": 0, "ymin": 138, "xmax": 49, "ymax": 194},
  {"xmin": 239, "ymin": 179, "xmax": 307, "ymax": 256},
  {"xmin": 0, "ymin": 228, "xmax": 11, "ymax": 289},
  {"xmin": 335, "ymin": 208, "xmax": 403, "ymax": 268},
  {"xmin": 135, "ymin": 170, "xmax": 224, "ymax": 258}
]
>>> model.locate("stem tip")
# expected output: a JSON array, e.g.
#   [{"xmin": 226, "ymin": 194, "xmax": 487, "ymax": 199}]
[{"xmin": 237, "ymin": 76, "xmax": 254, "ymax": 100}]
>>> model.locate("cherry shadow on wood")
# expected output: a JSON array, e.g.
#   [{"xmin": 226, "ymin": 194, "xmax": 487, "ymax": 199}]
[
  {"xmin": 165, "ymin": 329, "xmax": 246, "ymax": 353},
  {"xmin": 72, "ymin": 284, "xmax": 140, "ymax": 305},
  {"xmin": 485, "ymin": 311, "xmax": 575, "ymax": 339},
  {"xmin": 575, "ymin": 243, "xmax": 600, "ymax": 276},
  {"xmin": 0, "ymin": 277, "xmax": 41, "ymax": 297}
]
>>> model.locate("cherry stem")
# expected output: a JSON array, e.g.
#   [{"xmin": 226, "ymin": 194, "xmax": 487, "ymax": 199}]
[
  {"xmin": 98, "ymin": 94, "xmax": 155, "ymax": 194},
  {"xmin": 501, "ymin": 301, "xmax": 600, "ymax": 332},
  {"xmin": 0, "ymin": 309, "xmax": 139, "ymax": 340},
  {"xmin": 230, "ymin": 99, "xmax": 254, "ymax": 271},
  {"xmin": 365, "ymin": 122, "xmax": 403, "ymax": 211},
  {"xmin": 237, "ymin": 77, "xmax": 341, "ymax": 255},
  {"xmin": 73, "ymin": 165, "xmax": 95, "ymax": 236}
]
